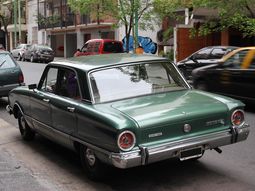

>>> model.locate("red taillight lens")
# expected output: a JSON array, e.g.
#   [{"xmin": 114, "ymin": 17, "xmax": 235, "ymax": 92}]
[
  {"xmin": 117, "ymin": 131, "xmax": 136, "ymax": 151},
  {"xmin": 231, "ymin": 110, "xmax": 244, "ymax": 126},
  {"xmin": 19, "ymin": 73, "xmax": 24, "ymax": 83}
]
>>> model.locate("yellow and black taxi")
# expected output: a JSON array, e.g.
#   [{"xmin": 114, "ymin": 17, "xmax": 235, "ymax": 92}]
[{"xmin": 192, "ymin": 47, "xmax": 255, "ymax": 103}]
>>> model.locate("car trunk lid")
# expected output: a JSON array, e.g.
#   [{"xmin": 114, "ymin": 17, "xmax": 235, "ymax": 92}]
[{"xmin": 111, "ymin": 90, "xmax": 230, "ymax": 144}]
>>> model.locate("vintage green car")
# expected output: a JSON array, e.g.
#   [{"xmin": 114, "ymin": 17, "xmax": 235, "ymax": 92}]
[{"xmin": 6, "ymin": 53, "xmax": 249, "ymax": 179}]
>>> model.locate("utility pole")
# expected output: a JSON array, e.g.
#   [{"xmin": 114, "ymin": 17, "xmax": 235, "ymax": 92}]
[
  {"xmin": 14, "ymin": 0, "xmax": 17, "ymax": 47},
  {"xmin": 18, "ymin": 0, "xmax": 21, "ymax": 43},
  {"xmin": 134, "ymin": 0, "xmax": 138, "ymax": 50}
]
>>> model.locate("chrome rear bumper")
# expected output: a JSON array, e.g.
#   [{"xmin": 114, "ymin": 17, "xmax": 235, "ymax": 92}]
[{"xmin": 110, "ymin": 123, "xmax": 249, "ymax": 169}]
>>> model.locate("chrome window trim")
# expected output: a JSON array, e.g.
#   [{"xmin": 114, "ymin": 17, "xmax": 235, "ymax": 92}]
[{"xmin": 87, "ymin": 61, "xmax": 191, "ymax": 104}]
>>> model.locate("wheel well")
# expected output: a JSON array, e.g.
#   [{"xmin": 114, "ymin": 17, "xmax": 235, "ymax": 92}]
[
  {"xmin": 73, "ymin": 141, "xmax": 81, "ymax": 154},
  {"xmin": 13, "ymin": 104, "xmax": 22, "ymax": 118}
]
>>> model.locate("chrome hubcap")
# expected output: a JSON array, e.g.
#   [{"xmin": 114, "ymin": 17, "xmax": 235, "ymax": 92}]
[{"xmin": 85, "ymin": 148, "xmax": 96, "ymax": 166}]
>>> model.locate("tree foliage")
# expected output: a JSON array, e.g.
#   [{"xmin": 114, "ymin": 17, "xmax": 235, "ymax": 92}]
[
  {"xmin": 67, "ymin": 0, "xmax": 156, "ymax": 51},
  {"xmin": 153, "ymin": 0, "xmax": 255, "ymax": 37}
]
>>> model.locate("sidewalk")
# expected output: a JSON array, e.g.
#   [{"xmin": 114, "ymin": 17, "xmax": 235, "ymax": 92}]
[{"xmin": 0, "ymin": 119, "xmax": 56, "ymax": 191}]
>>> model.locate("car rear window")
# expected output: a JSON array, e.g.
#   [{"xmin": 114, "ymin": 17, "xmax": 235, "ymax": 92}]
[
  {"xmin": 0, "ymin": 53, "xmax": 16, "ymax": 69},
  {"xmin": 103, "ymin": 42, "xmax": 123, "ymax": 53},
  {"xmin": 89, "ymin": 62, "xmax": 188, "ymax": 103}
]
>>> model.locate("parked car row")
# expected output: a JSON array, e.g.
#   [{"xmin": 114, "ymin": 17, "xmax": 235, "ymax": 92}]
[{"xmin": 11, "ymin": 44, "xmax": 54, "ymax": 63}]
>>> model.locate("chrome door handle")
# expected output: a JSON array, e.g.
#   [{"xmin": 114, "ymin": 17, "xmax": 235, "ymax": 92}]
[
  {"xmin": 42, "ymin": 98, "xmax": 50, "ymax": 103},
  {"xmin": 67, "ymin": 107, "xmax": 75, "ymax": 112}
]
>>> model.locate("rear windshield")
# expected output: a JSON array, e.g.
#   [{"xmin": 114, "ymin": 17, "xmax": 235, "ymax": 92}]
[
  {"xmin": 103, "ymin": 42, "xmax": 123, "ymax": 53},
  {"xmin": 0, "ymin": 53, "xmax": 16, "ymax": 69},
  {"xmin": 89, "ymin": 62, "xmax": 188, "ymax": 103}
]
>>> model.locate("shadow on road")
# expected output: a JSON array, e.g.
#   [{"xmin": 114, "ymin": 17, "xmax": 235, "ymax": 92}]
[{"xmin": 0, "ymin": 97, "xmax": 8, "ymax": 108}]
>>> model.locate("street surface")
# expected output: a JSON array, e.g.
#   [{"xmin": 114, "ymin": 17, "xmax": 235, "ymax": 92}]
[{"xmin": 0, "ymin": 60, "xmax": 254, "ymax": 191}]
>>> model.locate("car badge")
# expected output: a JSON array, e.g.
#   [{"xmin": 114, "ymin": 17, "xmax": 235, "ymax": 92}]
[{"xmin": 183, "ymin": 124, "xmax": 192, "ymax": 133}]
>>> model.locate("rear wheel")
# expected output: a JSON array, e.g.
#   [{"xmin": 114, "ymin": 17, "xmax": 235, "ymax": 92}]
[
  {"xmin": 17, "ymin": 54, "xmax": 21, "ymax": 61},
  {"xmin": 80, "ymin": 145, "xmax": 109, "ymax": 180},
  {"xmin": 18, "ymin": 111, "xmax": 35, "ymax": 141},
  {"xmin": 21, "ymin": 55, "xmax": 25, "ymax": 61},
  {"xmin": 30, "ymin": 55, "xmax": 35, "ymax": 62}
]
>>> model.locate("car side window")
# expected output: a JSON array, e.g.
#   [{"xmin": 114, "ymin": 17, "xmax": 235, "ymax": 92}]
[
  {"xmin": 249, "ymin": 57, "xmax": 255, "ymax": 69},
  {"xmin": 93, "ymin": 42, "xmax": 100, "ymax": 53},
  {"xmin": 224, "ymin": 50, "xmax": 249, "ymax": 68},
  {"xmin": 0, "ymin": 54, "xmax": 16, "ymax": 69},
  {"xmin": 192, "ymin": 48, "xmax": 212, "ymax": 59},
  {"xmin": 87, "ymin": 43, "xmax": 94, "ymax": 53},
  {"xmin": 210, "ymin": 48, "xmax": 226, "ymax": 59},
  {"xmin": 41, "ymin": 68, "xmax": 58, "ymax": 93},
  {"xmin": 57, "ymin": 69, "xmax": 81, "ymax": 100}
]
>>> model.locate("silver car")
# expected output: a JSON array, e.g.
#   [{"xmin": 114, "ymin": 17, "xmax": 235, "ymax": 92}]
[{"xmin": 11, "ymin": 44, "xmax": 31, "ymax": 61}]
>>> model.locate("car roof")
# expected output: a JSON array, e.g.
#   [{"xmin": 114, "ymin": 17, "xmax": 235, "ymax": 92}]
[
  {"xmin": 86, "ymin": 39, "xmax": 122, "ymax": 43},
  {"xmin": 50, "ymin": 53, "xmax": 168, "ymax": 72}
]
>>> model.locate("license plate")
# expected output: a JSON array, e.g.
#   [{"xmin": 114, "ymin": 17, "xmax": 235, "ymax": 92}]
[{"xmin": 180, "ymin": 147, "xmax": 203, "ymax": 161}]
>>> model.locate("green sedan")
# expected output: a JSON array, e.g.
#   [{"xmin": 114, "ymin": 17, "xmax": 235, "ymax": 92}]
[{"xmin": 6, "ymin": 53, "xmax": 249, "ymax": 180}]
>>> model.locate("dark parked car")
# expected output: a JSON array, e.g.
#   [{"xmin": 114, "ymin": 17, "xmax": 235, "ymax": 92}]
[
  {"xmin": 11, "ymin": 43, "xmax": 31, "ymax": 61},
  {"xmin": 0, "ymin": 51, "xmax": 24, "ymax": 97},
  {"xmin": 6, "ymin": 54, "xmax": 249, "ymax": 180},
  {"xmin": 192, "ymin": 47, "xmax": 255, "ymax": 103},
  {"xmin": 177, "ymin": 46, "xmax": 237, "ymax": 82},
  {"xmin": 74, "ymin": 39, "xmax": 124, "ymax": 57},
  {"xmin": 23, "ymin": 44, "xmax": 54, "ymax": 63}
]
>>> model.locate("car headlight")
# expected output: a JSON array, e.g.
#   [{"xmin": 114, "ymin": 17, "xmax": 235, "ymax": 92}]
[
  {"xmin": 231, "ymin": 109, "xmax": 245, "ymax": 126},
  {"xmin": 117, "ymin": 130, "xmax": 136, "ymax": 151}
]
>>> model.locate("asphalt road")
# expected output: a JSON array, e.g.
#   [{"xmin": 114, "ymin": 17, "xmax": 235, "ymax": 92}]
[{"xmin": 0, "ymin": 60, "xmax": 254, "ymax": 191}]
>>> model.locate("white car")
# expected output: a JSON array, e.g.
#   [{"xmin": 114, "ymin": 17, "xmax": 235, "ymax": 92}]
[{"xmin": 11, "ymin": 44, "xmax": 31, "ymax": 61}]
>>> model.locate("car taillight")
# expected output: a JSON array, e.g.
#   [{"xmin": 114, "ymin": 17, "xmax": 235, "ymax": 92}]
[
  {"xmin": 19, "ymin": 73, "xmax": 24, "ymax": 83},
  {"xmin": 231, "ymin": 109, "xmax": 244, "ymax": 126},
  {"xmin": 117, "ymin": 131, "xmax": 136, "ymax": 151}
]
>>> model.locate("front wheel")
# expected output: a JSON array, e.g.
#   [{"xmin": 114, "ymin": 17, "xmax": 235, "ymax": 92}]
[
  {"xmin": 80, "ymin": 145, "xmax": 109, "ymax": 180},
  {"xmin": 18, "ymin": 111, "xmax": 35, "ymax": 141},
  {"xmin": 30, "ymin": 55, "xmax": 35, "ymax": 62}
]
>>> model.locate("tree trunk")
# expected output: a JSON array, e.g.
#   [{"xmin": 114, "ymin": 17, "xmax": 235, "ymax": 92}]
[{"xmin": 0, "ymin": 15, "xmax": 9, "ymax": 51}]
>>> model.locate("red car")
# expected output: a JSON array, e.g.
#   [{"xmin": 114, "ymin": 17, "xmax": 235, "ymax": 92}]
[{"xmin": 74, "ymin": 39, "xmax": 124, "ymax": 57}]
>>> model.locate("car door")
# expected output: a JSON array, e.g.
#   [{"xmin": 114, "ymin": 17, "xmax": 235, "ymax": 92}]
[
  {"xmin": 225, "ymin": 49, "xmax": 255, "ymax": 100},
  {"xmin": 49, "ymin": 68, "xmax": 80, "ymax": 147},
  {"xmin": 211, "ymin": 50, "xmax": 249, "ymax": 98},
  {"xmin": 29, "ymin": 67, "xmax": 58, "ymax": 139}
]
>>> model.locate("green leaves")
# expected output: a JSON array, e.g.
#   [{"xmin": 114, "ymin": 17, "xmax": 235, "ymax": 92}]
[{"xmin": 153, "ymin": 0, "xmax": 255, "ymax": 37}]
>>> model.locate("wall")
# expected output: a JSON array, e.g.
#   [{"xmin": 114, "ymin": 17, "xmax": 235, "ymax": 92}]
[{"xmin": 176, "ymin": 26, "xmax": 221, "ymax": 61}]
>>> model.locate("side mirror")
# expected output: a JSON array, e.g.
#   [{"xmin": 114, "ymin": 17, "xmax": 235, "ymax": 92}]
[{"xmin": 28, "ymin": 84, "xmax": 37, "ymax": 90}]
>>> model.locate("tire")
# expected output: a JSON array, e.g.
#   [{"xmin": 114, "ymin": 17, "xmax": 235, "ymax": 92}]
[
  {"xmin": 30, "ymin": 55, "xmax": 35, "ymax": 63},
  {"xmin": 18, "ymin": 111, "xmax": 35, "ymax": 141},
  {"xmin": 17, "ymin": 54, "xmax": 21, "ymax": 61},
  {"xmin": 80, "ymin": 145, "xmax": 109, "ymax": 180},
  {"xmin": 21, "ymin": 55, "xmax": 25, "ymax": 61}
]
